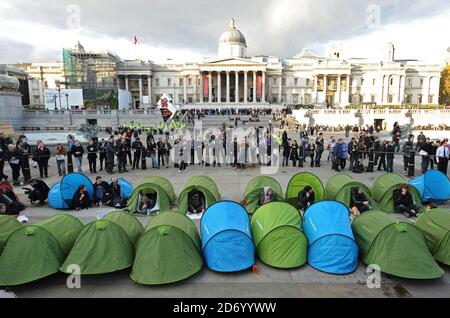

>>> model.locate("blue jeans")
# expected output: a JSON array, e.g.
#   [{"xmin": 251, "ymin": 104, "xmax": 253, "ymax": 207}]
[
  {"xmin": 95, "ymin": 187, "xmax": 104, "ymax": 203},
  {"xmin": 151, "ymin": 155, "xmax": 158, "ymax": 168},
  {"xmin": 75, "ymin": 157, "xmax": 83, "ymax": 173}
]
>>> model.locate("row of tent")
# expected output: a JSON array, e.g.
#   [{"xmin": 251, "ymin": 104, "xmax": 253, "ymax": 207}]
[
  {"xmin": 47, "ymin": 170, "xmax": 449, "ymax": 215},
  {"xmin": 1, "ymin": 201, "xmax": 449, "ymax": 286}
]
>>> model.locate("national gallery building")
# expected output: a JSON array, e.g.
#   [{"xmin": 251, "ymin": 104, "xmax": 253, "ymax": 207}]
[{"xmin": 87, "ymin": 19, "xmax": 443, "ymax": 109}]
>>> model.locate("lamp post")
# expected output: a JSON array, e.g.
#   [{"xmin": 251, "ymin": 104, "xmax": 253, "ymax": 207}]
[
  {"xmin": 57, "ymin": 86, "xmax": 62, "ymax": 110},
  {"xmin": 65, "ymin": 93, "xmax": 69, "ymax": 110},
  {"xmin": 53, "ymin": 95, "xmax": 57, "ymax": 110}
]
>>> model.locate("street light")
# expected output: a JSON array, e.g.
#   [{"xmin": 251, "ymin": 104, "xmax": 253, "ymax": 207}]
[
  {"xmin": 53, "ymin": 95, "xmax": 57, "ymax": 110},
  {"xmin": 65, "ymin": 93, "xmax": 69, "ymax": 110}
]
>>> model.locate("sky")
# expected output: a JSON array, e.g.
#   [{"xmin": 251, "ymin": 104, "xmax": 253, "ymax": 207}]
[{"xmin": 0, "ymin": 0, "xmax": 449, "ymax": 64}]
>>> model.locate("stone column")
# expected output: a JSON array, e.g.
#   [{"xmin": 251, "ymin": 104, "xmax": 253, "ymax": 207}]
[
  {"xmin": 235, "ymin": 71, "xmax": 239, "ymax": 103},
  {"xmin": 147, "ymin": 76, "xmax": 152, "ymax": 106},
  {"xmin": 383, "ymin": 76, "xmax": 389, "ymax": 104},
  {"xmin": 262, "ymin": 72, "xmax": 266, "ymax": 103},
  {"xmin": 346, "ymin": 75, "xmax": 350, "ymax": 104},
  {"xmin": 253, "ymin": 71, "xmax": 257, "ymax": 103},
  {"xmin": 217, "ymin": 72, "xmax": 221, "ymax": 103},
  {"xmin": 423, "ymin": 76, "xmax": 430, "ymax": 105},
  {"xmin": 139, "ymin": 76, "xmax": 143, "ymax": 107},
  {"xmin": 278, "ymin": 74, "xmax": 282, "ymax": 104},
  {"xmin": 244, "ymin": 71, "xmax": 248, "ymax": 103},
  {"xmin": 314, "ymin": 75, "xmax": 318, "ymax": 103},
  {"xmin": 323, "ymin": 75, "xmax": 327, "ymax": 106},
  {"xmin": 183, "ymin": 75, "xmax": 187, "ymax": 104},
  {"xmin": 208, "ymin": 72, "xmax": 212, "ymax": 103},
  {"xmin": 200, "ymin": 72, "xmax": 204, "ymax": 103},
  {"xmin": 337, "ymin": 75, "xmax": 341, "ymax": 106},
  {"xmin": 193, "ymin": 75, "xmax": 197, "ymax": 103},
  {"xmin": 226, "ymin": 71, "xmax": 230, "ymax": 103},
  {"xmin": 125, "ymin": 76, "xmax": 129, "ymax": 91}
]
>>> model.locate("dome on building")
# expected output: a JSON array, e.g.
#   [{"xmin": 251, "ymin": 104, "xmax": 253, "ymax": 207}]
[
  {"xmin": 0, "ymin": 74, "xmax": 20, "ymax": 92},
  {"xmin": 219, "ymin": 19, "xmax": 247, "ymax": 47}
]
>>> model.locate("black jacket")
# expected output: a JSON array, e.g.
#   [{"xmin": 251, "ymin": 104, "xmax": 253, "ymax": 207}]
[
  {"xmin": 71, "ymin": 145, "xmax": 84, "ymax": 158},
  {"xmin": 87, "ymin": 144, "xmax": 98, "ymax": 159},
  {"xmin": 351, "ymin": 191, "xmax": 370, "ymax": 207},
  {"xmin": 93, "ymin": 181, "xmax": 110, "ymax": 195},
  {"xmin": 32, "ymin": 179, "xmax": 50, "ymax": 197},
  {"xmin": 298, "ymin": 190, "xmax": 315, "ymax": 206},
  {"xmin": 394, "ymin": 190, "xmax": 414, "ymax": 208}
]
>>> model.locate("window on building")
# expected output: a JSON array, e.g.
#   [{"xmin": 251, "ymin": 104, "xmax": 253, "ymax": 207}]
[
  {"xmin": 168, "ymin": 78, "xmax": 172, "ymax": 87},
  {"xmin": 428, "ymin": 95, "xmax": 433, "ymax": 104},
  {"xmin": 371, "ymin": 95, "xmax": 376, "ymax": 103},
  {"xmin": 272, "ymin": 96, "xmax": 278, "ymax": 103},
  {"xmin": 388, "ymin": 94, "xmax": 393, "ymax": 103},
  {"xmin": 405, "ymin": 94, "xmax": 411, "ymax": 103},
  {"xmin": 292, "ymin": 94, "xmax": 298, "ymax": 103},
  {"xmin": 306, "ymin": 79, "xmax": 310, "ymax": 86},
  {"xmin": 155, "ymin": 79, "xmax": 160, "ymax": 87},
  {"xmin": 282, "ymin": 78, "xmax": 286, "ymax": 86},
  {"xmin": 390, "ymin": 77, "xmax": 394, "ymax": 86},
  {"xmin": 188, "ymin": 78, "xmax": 192, "ymax": 86},
  {"xmin": 361, "ymin": 78, "xmax": 364, "ymax": 86},
  {"xmin": 417, "ymin": 94, "xmax": 423, "ymax": 104},
  {"xmin": 408, "ymin": 79, "xmax": 412, "ymax": 87},
  {"xmin": 179, "ymin": 78, "xmax": 183, "ymax": 86},
  {"xmin": 304, "ymin": 94, "xmax": 311, "ymax": 103},
  {"xmin": 294, "ymin": 78, "xmax": 298, "ymax": 86},
  {"xmin": 420, "ymin": 79, "xmax": 423, "ymax": 87},
  {"xmin": 372, "ymin": 79, "xmax": 376, "ymax": 86},
  {"xmin": 273, "ymin": 78, "xmax": 278, "ymax": 86}
]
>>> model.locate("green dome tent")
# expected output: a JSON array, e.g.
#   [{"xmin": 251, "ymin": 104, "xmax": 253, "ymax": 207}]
[
  {"xmin": 372, "ymin": 173, "xmax": 423, "ymax": 213},
  {"xmin": 285, "ymin": 172, "xmax": 325, "ymax": 208},
  {"xmin": 0, "ymin": 215, "xmax": 22, "ymax": 254},
  {"xmin": 352, "ymin": 211, "xmax": 444, "ymax": 279},
  {"xmin": 0, "ymin": 225, "xmax": 65, "ymax": 286},
  {"xmin": 35, "ymin": 214, "xmax": 83, "ymax": 255},
  {"xmin": 60, "ymin": 220, "xmax": 134, "ymax": 275},
  {"xmin": 103, "ymin": 210, "xmax": 144, "ymax": 245},
  {"xmin": 325, "ymin": 173, "xmax": 376, "ymax": 209},
  {"xmin": 178, "ymin": 176, "xmax": 221, "ymax": 214},
  {"xmin": 126, "ymin": 176, "xmax": 176, "ymax": 214},
  {"xmin": 415, "ymin": 208, "xmax": 450, "ymax": 265},
  {"xmin": 251, "ymin": 202, "xmax": 307, "ymax": 268},
  {"xmin": 243, "ymin": 176, "xmax": 284, "ymax": 214},
  {"xmin": 131, "ymin": 212, "xmax": 203, "ymax": 285}
]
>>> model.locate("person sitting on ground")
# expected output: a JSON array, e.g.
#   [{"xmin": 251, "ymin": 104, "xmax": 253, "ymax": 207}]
[
  {"xmin": 0, "ymin": 184, "xmax": 25, "ymax": 215},
  {"xmin": 139, "ymin": 192, "xmax": 157, "ymax": 215},
  {"xmin": 351, "ymin": 187, "xmax": 372, "ymax": 213},
  {"xmin": 93, "ymin": 176, "xmax": 111, "ymax": 206},
  {"xmin": 72, "ymin": 185, "xmax": 91, "ymax": 211},
  {"xmin": 26, "ymin": 178, "xmax": 50, "ymax": 206},
  {"xmin": 260, "ymin": 187, "xmax": 275, "ymax": 206},
  {"xmin": 393, "ymin": 183, "xmax": 420, "ymax": 218},
  {"xmin": 188, "ymin": 190, "xmax": 206, "ymax": 215},
  {"xmin": 110, "ymin": 178, "xmax": 124, "ymax": 208},
  {"xmin": 297, "ymin": 186, "xmax": 315, "ymax": 212},
  {"xmin": 0, "ymin": 203, "xmax": 7, "ymax": 215}
]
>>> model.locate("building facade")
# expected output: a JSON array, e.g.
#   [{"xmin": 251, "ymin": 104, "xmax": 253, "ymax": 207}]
[{"xmin": 116, "ymin": 19, "xmax": 442, "ymax": 109}]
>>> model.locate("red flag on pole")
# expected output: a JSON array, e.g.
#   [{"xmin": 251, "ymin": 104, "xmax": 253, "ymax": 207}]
[{"xmin": 133, "ymin": 35, "xmax": 138, "ymax": 45}]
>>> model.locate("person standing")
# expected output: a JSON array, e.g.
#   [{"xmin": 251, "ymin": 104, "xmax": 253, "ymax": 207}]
[
  {"xmin": 429, "ymin": 140, "xmax": 438, "ymax": 170},
  {"xmin": 105, "ymin": 138, "xmax": 116, "ymax": 174},
  {"xmin": 282, "ymin": 138, "xmax": 291, "ymax": 167},
  {"xmin": 0, "ymin": 145, "xmax": 7, "ymax": 181},
  {"xmin": 436, "ymin": 140, "xmax": 449, "ymax": 175},
  {"xmin": 307, "ymin": 139, "xmax": 315, "ymax": 168},
  {"xmin": 373, "ymin": 136, "xmax": 380, "ymax": 167},
  {"xmin": 315, "ymin": 132, "xmax": 324, "ymax": 167},
  {"xmin": 419, "ymin": 138, "xmax": 432, "ymax": 174},
  {"xmin": 377, "ymin": 140, "xmax": 387, "ymax": 171},
  {"xmin": 6, "ymin": 144, "xmax": 22, "ymax": 183},
  {"xmin": 54, "ymin": 143, "xmax": 66, "ymax": 176},
  {"xmin": 402, "ymin": 136, "xmax": 414, "ymax": 174},
  {"xmin": 162, "ymin": 139, "xmax": 172, "ymax": 169},
  {"xmin": 87, "ymin": 140, "xmax": 98, "ymax": 174},
  {"xmin": 190, "ymin": 137, "xmax": 196, "ymax": 165},
  {"xmin": 17, "ymin": 137, "xmax": 31, "ymax": 182},
  {"xmin": 117, "ymin": 138, "xmax": 129, "ymax": 173},
  {"xmin": 290, "ymin": 140, "xmax": 299, "ymax": 167},
  {"xmin": 348, "ymin": 138, "xmax": 359, "ymax": 172},
  {"xmin": 156, "ymin": 137, "xmax": 165, "ymax": 167},
  {"xmin": 132, "ymin": 137, "xmax": 143, "ymax": 170},
  {"xmin": 35, "ymin": 141, "xmax": 51, "ymax": 178},
  {"xmin": 386, "ymin": 141, "xmax": 395, "ymax": 173},
  {"xmin": 98, "ymin": 138, "xmax": 107, "ymax": 172},
  {"xmin": 147, "ymin": 138, "xmax": 158, "ymax": 169},
  {"xmin": 71, "ymin": 140, "xmax": 84, "ymax": 174}
]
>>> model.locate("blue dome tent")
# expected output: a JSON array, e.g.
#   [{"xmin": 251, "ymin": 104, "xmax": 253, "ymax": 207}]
[
  {"xmin": 408, "ymin": 170, "xmax": 450, "ymax": 203},
  {"xmin": 110, "ymin": 178, "xmax": 133, "ymax": 199},
  {"xmin": 303, "ymin": 201, "xmax": 359, "ymax": 274},
  {"xmin": 200, "ymin": 201, "xmax": 255, "ymax": 272},
  {"xmin": 48, "ymin": 173, "xmax": 94, "ymax": 209}
]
